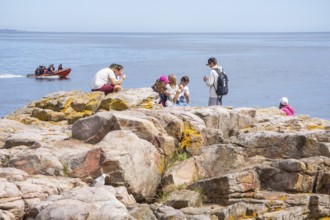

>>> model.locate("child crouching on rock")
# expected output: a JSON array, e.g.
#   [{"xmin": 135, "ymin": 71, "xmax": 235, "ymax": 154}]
[
  {"xmin": 279, "ymin": 97, "xmax": 295, "ymax": 116},
  {"xmin": 152, "ymin": 75, "xmax": 171, "ymax": 107},
  {"xmin": 176, "ymin": 76, "xmax": 190, "ymax": 106},
  {"xmin": 165, "ymin": 74, "xmax": 180, "ymax": 107}
]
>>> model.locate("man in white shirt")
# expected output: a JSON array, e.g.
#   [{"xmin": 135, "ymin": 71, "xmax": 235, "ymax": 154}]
[
  {"xmin": 203, "ymin": 57, "xmax": 224, "ymax": 106},
  {"xmin": 91, "ymin": 63, "xmax": 126, "ymax": 95}
]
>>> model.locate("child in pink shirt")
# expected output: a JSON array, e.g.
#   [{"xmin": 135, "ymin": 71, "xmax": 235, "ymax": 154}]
[{"xmin": 279, "ymin": 97, "xmax": 295, "ymax": 116}]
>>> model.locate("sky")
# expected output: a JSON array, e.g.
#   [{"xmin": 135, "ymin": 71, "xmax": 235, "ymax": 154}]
[{"xmin": 1, "ymin": 0, "xmax": 329, "ymax": 33}]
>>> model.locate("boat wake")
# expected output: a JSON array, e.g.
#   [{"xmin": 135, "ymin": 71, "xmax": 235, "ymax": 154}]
[{"xmin": 0, "ymin": 73, "xmax": 25, "ymax": 79}]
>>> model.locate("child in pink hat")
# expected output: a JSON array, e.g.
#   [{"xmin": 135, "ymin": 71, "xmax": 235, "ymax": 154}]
[{"xmin": 152, "ymin": 75, "xmax": 171, "ymax": 107}]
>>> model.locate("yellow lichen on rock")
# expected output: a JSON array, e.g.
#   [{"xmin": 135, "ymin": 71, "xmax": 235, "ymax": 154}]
[
  {"xmin": 40, "ymin": 91, "xmax": 102, "ymax": 123},
  {"xmin": 138, "ymin": 98, "xmax": 154, "ymax": 110},
  {"xmin": 63, "ymin": 97, "xmax": 74, "ymax": 110},
  {"xmin": 256, "ymin": 107, "xmax": 284, "ymax": 117},
  {"xmin": 32, "ymin": 108, "xmax": 65, "ymax": 122},
  {"xmin": 34, "ymin": 97, "xmax": 57, "ymax": 110},
  {"xmin": 303, "ymin": 117, "xmax": 330, "ymax": 131},
  {"xmin": 108, "ymin": 98, "xmax": 129, "ymax": 111},
  {"xmin": 86, "ymin": 92, "xmax": 103, "ymax": 112},
  {"xmin": 157, "ymin": 155, "xmax": 166, "ymax": 175},
  {"xmin": 17, "ymin": 115, "xmax": 40, "ymax": 125},
  {"xmin": 69, "ymin": 92, "xmax": 103, "ymax": 113},
  {"xmin": 180, "ymin": 121, "xmax": 203, "ymax": 155},
  {"xmin": 6, "ymin": 114, "xmax": 38, "ymax": 125},
  {"xmin": 306, "ymin": 123, "xmax": 327, "ymax": 130},
  {"xmin": 66, "ymin": 110, "xmax": 93, "ymax": 124},
  {"xmin": 277, "ymin": 195, "xmax": 288, "ymax": 201}
]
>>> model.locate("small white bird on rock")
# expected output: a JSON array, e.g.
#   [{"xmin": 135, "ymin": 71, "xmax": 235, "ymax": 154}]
[{"xmin": 92, "ymin": 174, "xmax": 107, "ymax": 187}]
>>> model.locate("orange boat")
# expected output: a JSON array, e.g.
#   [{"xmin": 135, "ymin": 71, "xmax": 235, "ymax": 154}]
[{"xmin": 27, "ymin": 68, "xmax": 71, "ymax": 79}]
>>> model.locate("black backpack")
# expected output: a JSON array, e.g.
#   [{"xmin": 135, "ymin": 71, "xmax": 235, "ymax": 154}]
[{"xmin": 213, "ymin": 68, "xmax": 228, "ymax": 96}]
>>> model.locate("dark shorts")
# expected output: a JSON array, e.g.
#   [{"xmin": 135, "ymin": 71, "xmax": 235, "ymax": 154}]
[{"xmin": 92, "ymin": 84, "xmax": 114, "ymax": 95}]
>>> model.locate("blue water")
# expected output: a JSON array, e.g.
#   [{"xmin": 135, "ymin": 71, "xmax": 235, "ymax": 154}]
[{"xmin": 0, "ymin": 32, "xmax": 329, "ymax": 120}]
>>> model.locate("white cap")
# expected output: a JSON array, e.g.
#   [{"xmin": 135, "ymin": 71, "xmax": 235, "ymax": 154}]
[{"xmin": 280, "ymin": 97, "xmax": 289, "ymax": 105}]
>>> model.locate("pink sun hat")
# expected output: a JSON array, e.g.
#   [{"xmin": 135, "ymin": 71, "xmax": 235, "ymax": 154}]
[{"xmin": 159, "ymin": 75, "xmax": 170, "ymax": 83}]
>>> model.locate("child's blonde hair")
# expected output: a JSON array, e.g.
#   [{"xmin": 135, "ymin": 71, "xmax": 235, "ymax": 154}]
[{"xmin": 168, "ymin": 74, "xmax": 177, "ymax": 87}]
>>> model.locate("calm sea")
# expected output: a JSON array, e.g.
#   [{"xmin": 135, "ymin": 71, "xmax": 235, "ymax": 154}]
[{"xmin": 0, "ymin": 32, "xmax": 329, "ymax": 120}]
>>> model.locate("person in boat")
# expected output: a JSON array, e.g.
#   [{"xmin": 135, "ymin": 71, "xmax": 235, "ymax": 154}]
[
  {"xmin": 91, "ymin": 63, "xmax": 126, "ymax": 95},
  {"xmin": 35, "ymin": 65, "xmax": 46, "ymax": 76},
  {"xmin": 34, "ymin": 67, "xmax": 39, "ymax": 76},
  {"xmin": 58, "ymin": 64, "xmax": 63, "ymax": 71},
  {"xmin": 47, "ymin": 64, "xmax": 55, "ymax": 74}
]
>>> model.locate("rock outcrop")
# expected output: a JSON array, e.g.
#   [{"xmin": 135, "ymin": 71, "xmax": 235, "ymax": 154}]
[{"xmin": 1, "ymin": 87, "xmax": 330, "ymax": 219}]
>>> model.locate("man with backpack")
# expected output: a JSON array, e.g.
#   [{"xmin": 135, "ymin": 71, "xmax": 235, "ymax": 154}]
[{"xmin": 203, "ymin": 57, "xmax": 228, "ymax": 106}]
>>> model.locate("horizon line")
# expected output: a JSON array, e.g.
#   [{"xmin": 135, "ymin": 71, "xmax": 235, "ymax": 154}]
[{"xmin": 0, "ymin": 29, "xmax": 330, "ymax": 34}]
